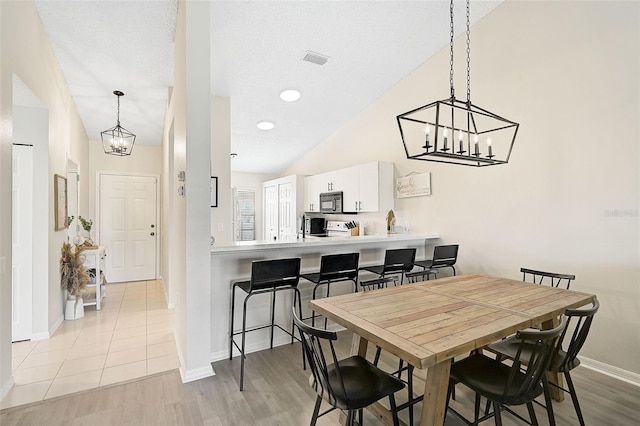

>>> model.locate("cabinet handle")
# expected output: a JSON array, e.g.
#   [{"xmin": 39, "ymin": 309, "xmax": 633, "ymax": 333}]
[{"xmin": 150, "ymin": 232, "xmax": 155, "ymax": 236}]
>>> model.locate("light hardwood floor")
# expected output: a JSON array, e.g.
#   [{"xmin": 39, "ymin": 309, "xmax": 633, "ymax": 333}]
[{"xmin": 1, "ymin": 329, "xmax": 638, "ymax": 425}]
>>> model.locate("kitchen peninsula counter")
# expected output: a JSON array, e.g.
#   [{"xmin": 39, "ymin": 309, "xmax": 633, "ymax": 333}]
[
  {"xmin": 209, "ymin": 232, "xmax": 440, "ymax": 364},
  {"xmin": 210, "ymin": 233, "xmax": 439, "ymax": 254}
]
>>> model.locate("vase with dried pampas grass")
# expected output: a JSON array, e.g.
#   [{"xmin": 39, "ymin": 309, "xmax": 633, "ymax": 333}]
[{"xmin": 60, "ymin": 242, "xmax": 90, "ymax": 319}]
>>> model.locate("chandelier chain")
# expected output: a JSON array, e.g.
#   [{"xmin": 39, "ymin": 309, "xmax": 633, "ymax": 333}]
[
  {"xmin": 116, "ymin": 94, "xmax": 121, "ymax": 126},
  {"xmin": 466, "ymin": 0, "xmax": 471, "ymax": 103},
  {"xmin": 449, "ymin": 0, "xmax": 455, "ymax": 99}
]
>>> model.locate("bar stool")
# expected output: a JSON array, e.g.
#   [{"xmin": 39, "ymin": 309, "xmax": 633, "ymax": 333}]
[
  {"xmin": 359, "ymin": 248, "xmax": 416, "ymax": 286},
  {"xmin": 405, "ymin": 268, "xmax": 438, "ymax": 283},
  {"xmin": 299, "ymin": 253, "xmax": 359, "ymax": 328},
  {"xmin": 229, "ymin": 257, "xmax": 303, "ymax": 391},
  {"xmin": 414, "ymin": 244, "xmax": 459, "ymax": 276}
]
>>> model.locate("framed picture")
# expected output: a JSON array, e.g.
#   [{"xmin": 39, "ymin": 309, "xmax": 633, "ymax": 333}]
[
  {"xmin": 211, "ymin": 176, "xmax": 218, "ymax": 208},
  {"xmin": 54, "ymin": 174, "xmax": 68, "ymax": 231}
]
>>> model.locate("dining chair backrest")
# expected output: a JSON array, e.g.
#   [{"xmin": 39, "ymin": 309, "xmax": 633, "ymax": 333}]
[
  {"xmin": 431, "ymin": 245, "xmax": 459, "ymax": 268},
  {"xmin": 521, "ymin": 267, "xmax": 576, "ymax": 289},
  {"xmin": 249, "ymin": 258, "xmax": 301, "ymax": 291},
  {"xmin": 554, "ymin": 299, "xmax": 599, "ymax": 373},
  {"xmin": 503, "ymin": 317, "xmax": 567, "ymax": 404},
  {"xmin": 318, "ymin": 253, "xmax": 360, "ymax": 282},
  {"xmin": 382, "ymin": 248, "xmax": 416, "ymax": 274},
  {"xmin": 292, "ymin": 308, "xmax": 343, "ymax": 408}
]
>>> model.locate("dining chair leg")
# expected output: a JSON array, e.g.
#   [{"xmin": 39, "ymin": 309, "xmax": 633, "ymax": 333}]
[
  {"xmin": 294, "ymin": 288, "xmax": 306, "ymax": 370},
  {"xmin": 527, "ymin": 401, "xmax": 538, "ymax": 426},
  {"xmin": 473, "ymin": 393, "xmax": 481, "ymax": 424},
  {"xmin": 389, "ymin": 394, "xmax": 400, "ymax": 426},
  {"xmin": 311, "ymin": 284, "xmax": 320, "ymax": 328},
  {"xmin": 373, "ymin": 346, "xmax": 382, "ymax": 365},
  {"xmin": 542, "ymin": 376, "xmax": 556, "ymax": 426},
  {"xmin": 358, "ymin": 408, "xmax": 363, "ymax": 426},
  {"xmin": 565, "ymin": 371, "xmax": 586, "ymax": 426},
  {"xmin": 494, "ymin": 403, "xmax": 503, "ymax": 426},
  {"xmin": 310, "ymin": 395, "xmax": 322, "ymax": 426},
  {"xmin": 407, "ymin": 364, "xmax": 414, "ymax": 426},
  {"xmin": 347, "ymin": 410, "xmax": 355, "ymax": 426}
]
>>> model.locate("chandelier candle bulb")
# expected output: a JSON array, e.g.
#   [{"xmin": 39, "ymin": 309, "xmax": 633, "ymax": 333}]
[
  {"xmin": 443, "ymin": 128, "xmax": 449, "ymax": 151},
  {"xmin": 487, "ymin": 138, "xmax": 493, "ymax": 158},
  {"xmin": 423, "ymin": 124, "xmax": 431, "ymax": 149},
  {"xmin": 458, "ymin": 130, "xmax": 464, "ymax": 153},
  {"xmin": 474, "ymin": 135, "xmax": 480, "ymax": 156}
]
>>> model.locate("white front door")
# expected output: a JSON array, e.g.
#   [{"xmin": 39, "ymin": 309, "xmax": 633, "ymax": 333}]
[
  {"xmin": 99, "ymin": 174, "xmax": 157, "ymax": 283},
  {"xmin": 12, "ymin": 145, "xmax": 33, "ymax": 342},
  {"xmin": 264, "ymin": 185, "xmax": 278, "ymax": 241}
]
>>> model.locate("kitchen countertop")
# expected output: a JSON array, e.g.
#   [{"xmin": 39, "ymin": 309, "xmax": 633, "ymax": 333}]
[{"xmin": 210, "ymin": 233, "xmax": 440, "ymax": 255}]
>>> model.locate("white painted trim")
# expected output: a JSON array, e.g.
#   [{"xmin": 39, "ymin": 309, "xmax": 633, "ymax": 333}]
[
  {"xmin": 180, "ymin": 365, "xmax": 215, "ymax": 383},
  {"xmin": 580, "ymin": 356, "xmax": 640, "ymax": 387},
  {"xmin": 30, "ymin": 314, "xmax": 63, "ymax": 340},
  {"xmin": 0, "ymin": 376, "xmax": 15, "ymax": 401}
]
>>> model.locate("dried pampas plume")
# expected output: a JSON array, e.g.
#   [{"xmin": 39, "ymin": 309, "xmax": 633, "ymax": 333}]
[{"xmin": 60, "ymin": 242, "xmax": 90, "ymax": 297}]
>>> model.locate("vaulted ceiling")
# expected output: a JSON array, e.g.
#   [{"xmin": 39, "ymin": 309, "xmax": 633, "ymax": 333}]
[{"xmin": 34, "ymin": 0, "xmax": 500, "ymax": 173}]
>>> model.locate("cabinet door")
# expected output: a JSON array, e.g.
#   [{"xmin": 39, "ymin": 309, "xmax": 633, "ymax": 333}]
[
  {"xmin": 263, "ymin": 185, "xmax": 278, "ymax": 240},
  {"xmin": 304, "ymin": 175, "xmax": 322, "ymax": 212},
  {"xmin": 358, "ymin": 161, "xmax": 394, "ymax": 212},
  {"xmin": 334, "ymin": 167, "xmax": 360, "ymax": 212}
]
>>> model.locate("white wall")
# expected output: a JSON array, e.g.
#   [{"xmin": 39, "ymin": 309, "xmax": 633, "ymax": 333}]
[
  {"xmin": 284, "ymin": 1, "xmax": 640, "ymax": 377},
  {"xmin": 211, "ymin": 96, "xmax": 232, "ymax": 245},
  {"xmin": 0, "ymin": 0, "xmax": 90, "ymax": 398},
  {"xmin": 231, "ymin": 171, "xmax": 278, "ymax": 241},
  {"xmin": 163, "ymin": 0, "xmax": 213, "ymax": 383}
]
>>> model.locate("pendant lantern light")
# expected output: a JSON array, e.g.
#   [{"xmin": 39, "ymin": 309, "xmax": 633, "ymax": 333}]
[
  {"xmin": 101, "ymin": 90, "xmax": 136, "ymax": 156},
  {"xmin": 397, "ymin": 0, "xmax": 519, "ymax": 167}
]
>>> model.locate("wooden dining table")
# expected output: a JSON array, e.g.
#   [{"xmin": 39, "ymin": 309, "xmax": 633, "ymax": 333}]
[{"xmin": 309, "ymin": 273, "xmax": 596, "ymax": 426}]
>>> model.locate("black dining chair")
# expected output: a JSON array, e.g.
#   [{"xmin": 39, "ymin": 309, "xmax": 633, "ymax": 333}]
[
  {"xmin": 299, "ymin": 253, "xmax": 359, "ymax": 328},
  {"xmin": 229, "ymin": 257, "xmax": 303, "ymax": 391},
  {"xmin": 405, "ymin": 268, "xmax": 438, "ymax": 283},
  {"xmin": 447, "ymin": 318, "xmax": 567, "ymax": 426},
  {"xmin": 488, "ymin": 299, "xmax": 599, "ymax": 426},
  {"xmin": 359, "ymin": 248, "xmax": 416, "ymax": 286},
  {"xmin": 292, "ymin": 308, "xmax": 405, "ymax": 426},
  {"xmin": 414, "ymin": 244, "xmax": 459, "ymax": 276},
  {"xmin": 521, "ymin": 267, "xmax": 576, "ymax": 289}
]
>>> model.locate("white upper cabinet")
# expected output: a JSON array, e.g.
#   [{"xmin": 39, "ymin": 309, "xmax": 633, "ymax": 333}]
[{"xmin": 303, "ymin": 161, "xmax": 394, "ymax": 213}]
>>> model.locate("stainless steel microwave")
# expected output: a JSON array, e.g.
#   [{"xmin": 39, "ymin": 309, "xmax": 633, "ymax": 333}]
[{"xmin": 319, "ymin": 191, "xmax": 343, "ymax": 214}]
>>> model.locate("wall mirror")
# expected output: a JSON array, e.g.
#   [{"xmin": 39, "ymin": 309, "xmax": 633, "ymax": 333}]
[{"xmin": 54, "ymin": 173, "xmax": 67, "ymax": 231}]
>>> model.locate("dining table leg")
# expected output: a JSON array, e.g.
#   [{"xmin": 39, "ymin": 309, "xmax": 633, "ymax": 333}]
[{"xmin": 419, "ymin": 360, "xmax": 451, "ymax": 426}]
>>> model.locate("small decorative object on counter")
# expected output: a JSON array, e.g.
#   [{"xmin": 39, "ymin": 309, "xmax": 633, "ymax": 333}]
[{"xmin": 386, "ymin": 210, "xmax": 396, "ymax": 235}]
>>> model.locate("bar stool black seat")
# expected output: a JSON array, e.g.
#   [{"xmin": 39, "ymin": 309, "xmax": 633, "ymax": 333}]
[
  {"xmin": 414, "ymin": 244, "xmax": 459, "ymax": 276},
  {"xmin": 359, "ymin": 248, "xmax": 416, "ymax": 286},
  {"xmin": 229, "ymin": 257, "xmax": 303, "ymax": 391},
  {"xmin": 300, "ymin": 253, "xmax": 359, "ymax": 328}
]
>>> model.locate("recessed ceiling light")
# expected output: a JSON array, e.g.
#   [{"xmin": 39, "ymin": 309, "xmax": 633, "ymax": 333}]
[
  {"xmin": 257, "ymin": 121, "xmax": 275, "ymax": 131},
  {"xmin": 280, "ymin": 89, "xmax": 301, "ymax": 102}
]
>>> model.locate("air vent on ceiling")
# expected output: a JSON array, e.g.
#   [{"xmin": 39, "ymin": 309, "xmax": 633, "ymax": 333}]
[{"xmin": 302, "ymin": 51, "xmax": 329, "ymax": 66}]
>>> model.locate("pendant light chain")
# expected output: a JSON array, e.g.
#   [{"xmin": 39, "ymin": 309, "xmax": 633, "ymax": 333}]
[
  {"xmin": 116, "ymin": 94, "xmax": 121, "ymax": 126},
  {"xmin": 466, "ymin": 0, "xmax": 471, "ymax": 103},
  {"xmin": 449, "ymin": 0, "xmax": 455, "ymax": 99}
]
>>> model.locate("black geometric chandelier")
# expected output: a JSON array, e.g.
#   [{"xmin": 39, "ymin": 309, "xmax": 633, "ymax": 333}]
[
  {"xmin": 397, "ymin": 0, "xmax": 519, "ymax": 167},
  {"xmin": 101, "ymin": 90, "xmax": 136, "ymax": 156}
]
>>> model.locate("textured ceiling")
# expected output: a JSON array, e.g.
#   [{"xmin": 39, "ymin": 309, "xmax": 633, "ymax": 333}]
[{"xmin": 34, "ymin": 0, "xmax": 500, "ymax": 174}]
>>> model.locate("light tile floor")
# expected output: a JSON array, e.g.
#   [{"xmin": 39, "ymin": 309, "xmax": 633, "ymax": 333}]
[{"xmin": 2, "ymin": 280, "xmax": 179, "ymax": 409}]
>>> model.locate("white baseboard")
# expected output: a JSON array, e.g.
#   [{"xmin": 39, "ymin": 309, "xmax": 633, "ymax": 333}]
[
  {"xmin": 580, "ymin": 356, "xmax": 640, "ymax": 387},
  {"xmin": 0, "ymin": 376, "xmax": 15, "ymax": 401},
  {"xmin": 180, "ymin": 364, "xmax": 215, "ymax": 383},
  {"xmin": 30, "ymin": 315, "xmax": 64, "ymax": 341}
]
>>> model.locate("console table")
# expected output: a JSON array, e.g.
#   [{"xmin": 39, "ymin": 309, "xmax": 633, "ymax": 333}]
[{"xmin": 80, "ymin": 246, "xmax": 107, "ymax": 310}]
